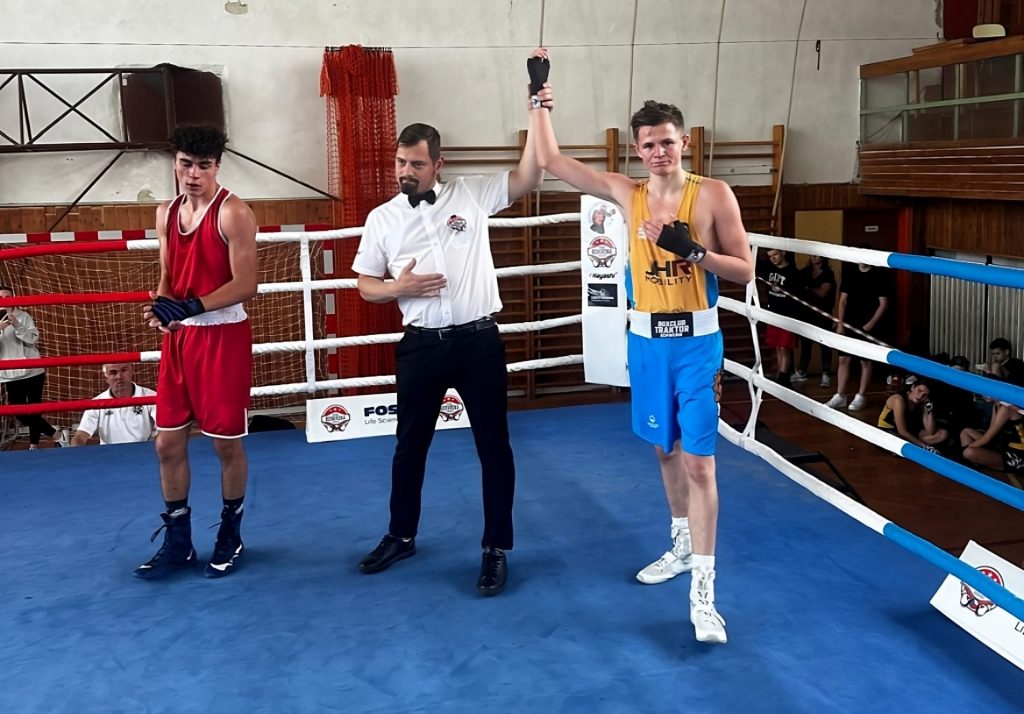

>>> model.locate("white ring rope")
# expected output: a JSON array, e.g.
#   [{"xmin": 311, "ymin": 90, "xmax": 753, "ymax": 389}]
[
  {"xmin": 749, "ymin": 234, "xmax": 889, "ymax": 268},
  {"xmin": 250, "ymin": 355, "xmax": 583, "ymax": 397},
  {"xmin": 724, "ymin": 357, "xmax": 906, "ymax": 455},
  {"xmin": 242, "ymin": 315, "xmax": 583, "ymax": 356},
  {"xmin": 719, "ymin": 295, "xmax": 893, "ymax": 364},
  {"xmin": 719, "ymin": 417, "xmax": 890, "ymax": 534},
  {"xmin": 123, "ymin": 213, "xmax": 585, "ymax": 252},
  {"xmin": 255, "ymin": 261, "xmax": 584, "ymax": 295}
]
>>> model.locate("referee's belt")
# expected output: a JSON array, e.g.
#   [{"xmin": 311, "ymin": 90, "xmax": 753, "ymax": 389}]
[
  {"xmin": 404, "ymin": 316, "xmax": 497, "ymax": 340},
  {"xmin": 628, "ymin": 307, "xmax": 719, "ymax": 339}
]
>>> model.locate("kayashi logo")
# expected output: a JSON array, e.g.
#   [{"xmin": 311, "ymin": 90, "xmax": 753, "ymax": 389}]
[{"xmin": 321, "ymin": 404, "xmax": 352, "ymax": 432}]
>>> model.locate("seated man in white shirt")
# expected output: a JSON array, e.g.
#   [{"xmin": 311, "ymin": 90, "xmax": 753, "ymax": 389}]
[{"xmin": 71, "ymin": 363, "xmax": 157, "ymax": 446}]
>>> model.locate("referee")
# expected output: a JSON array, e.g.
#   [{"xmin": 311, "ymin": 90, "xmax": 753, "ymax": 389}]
[{"xmin": 352, "ymin": 118, "xmax": 542, "ymax": 597}]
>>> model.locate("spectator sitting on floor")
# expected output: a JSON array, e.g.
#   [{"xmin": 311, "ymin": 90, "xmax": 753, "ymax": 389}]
[
  {"xmin": 960, "ymin": 363, "xmax": 1024, "ymax": 481},
  {"xmin": 876, "ymin": 374, "xmax": 948, "ymax": 452},
  {"xmin": 928, "ymin": 354, "xmax": 983, "ymax": 445},
  {"xmin": 70, "ymin": 362, "xmax": 156, "ymax": 446},
  {"xmin": 984, "ymin": 337, "xmax": 1024, "ymax": 382}
]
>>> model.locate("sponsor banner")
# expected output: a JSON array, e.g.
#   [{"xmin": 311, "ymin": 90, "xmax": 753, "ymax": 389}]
[
  {"xmin": 306, "ymin": 389, "xmax": 471, "ymax": 443},
  {"xmin": 581, "ymin": 195, "xmax": 629, "ymax": 386},
  {"xmin": 930, "ymin": 540, "xmax": 1024, "ymax": 671}
]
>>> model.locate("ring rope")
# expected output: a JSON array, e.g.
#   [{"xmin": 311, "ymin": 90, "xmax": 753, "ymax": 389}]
[
  {"xmin": 0, "ymin": 213, "xmax": 585, "ymax": 263},
  {"xmin": 249, "ymin": 355, "xmax": 583, "ymax": 396},
  {"xmin": 718, "ymin": 417, "xmax": 1024, "ymax": 621},
  {"xmin": 753, "ymin": 275, "xmax": 891, "ymax": 347},
  {"xmin": 720, "ymin": 294, "xmax": 1024, "ymax": 411},
  {"xmin": 0, "ymin": 353, "xmax": 586, "ymax": 415},
  {"xmin": 0, "ymin": 262, "xmax": 585, "ymax": 309},
  {"xmin": 0, "ymin": 315, "xmax": 583, "ymax": 372},
  {"xmin": 724, "ymin": 357, "xmax": 1024, "ymax": 513},
  {"xmin": 750, "ymin": 233, "xmax": 1024, "ymax": 289}
]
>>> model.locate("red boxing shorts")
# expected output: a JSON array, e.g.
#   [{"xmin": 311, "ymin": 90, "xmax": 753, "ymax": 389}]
[
  {"xmin": 765, "ymin": 324, "xmax": 799, "ymax": 350},
  {"xmin": 156, "ymin": 320, "xmax": 252, "ymax": 438}
]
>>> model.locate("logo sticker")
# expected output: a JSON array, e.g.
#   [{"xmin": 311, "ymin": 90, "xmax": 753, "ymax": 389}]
[
  {"xmin": 588, "ymin": 204, "xmax": 616, "ymax": 234},
  {"xmin": 959, "ymin": 565, "xmax": 1004, "ymax": 617},
  {"xmin": 321, "ymin": 404, "xmax": 352, "ymax": 432},
  {"xmin": 587, "ymin": 237, "xmax": 617, "ymax": 268},
  {"xmin": 587, "ymin": 283, "xmax": 618, "ymax": 308},
  {"xmin": 439, "ymin": 394, "xmax": 465, "ymax": 422}
]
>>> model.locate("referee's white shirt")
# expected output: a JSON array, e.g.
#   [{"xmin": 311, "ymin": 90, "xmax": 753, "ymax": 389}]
[
  {"xmin": 77, "ymin": 385, "xmax": 157, "ymax": 445},
  {"xmin": 352, "ymin": 173, "xmax": 511, "ymax": 328}
]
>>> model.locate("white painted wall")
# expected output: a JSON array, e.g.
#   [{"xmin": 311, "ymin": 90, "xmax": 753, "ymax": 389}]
[{"xmin": 0, "ymin": 0, "xmax": 940, "ymax": 207}]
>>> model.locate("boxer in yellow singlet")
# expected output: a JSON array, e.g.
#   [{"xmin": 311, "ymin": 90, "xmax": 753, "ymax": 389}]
[{"xmin": 527, "ymin": 48, "xmax": 755, "ymax": 644}]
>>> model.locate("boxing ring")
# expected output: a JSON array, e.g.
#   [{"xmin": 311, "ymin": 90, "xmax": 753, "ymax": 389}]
[{"xmin": 1, "ymin": 215, "xmax": 1022, "ymax": 712}]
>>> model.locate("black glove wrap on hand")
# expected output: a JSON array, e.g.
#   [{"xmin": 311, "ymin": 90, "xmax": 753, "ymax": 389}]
[
  {"xmin": 151, "ymin": 295, "xmax": 206, "ymax": 326},
  {"xmin": 527, "ymin": 56, "xmax": 550, "ymax": 108},
  {"xmin": 655, "ymin": 221, "xmax": 707, "ymax": 263}
]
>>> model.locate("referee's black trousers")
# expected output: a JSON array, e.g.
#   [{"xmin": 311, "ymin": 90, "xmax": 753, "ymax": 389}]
[{"xmin": 389, "ymin": 323, "xmax": 515, "ymax": 550}]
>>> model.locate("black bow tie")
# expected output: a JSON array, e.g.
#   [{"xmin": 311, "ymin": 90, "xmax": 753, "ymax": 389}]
[{"xmin": 408, "ymin": 189, "xmax": 437, "ymax": 208}]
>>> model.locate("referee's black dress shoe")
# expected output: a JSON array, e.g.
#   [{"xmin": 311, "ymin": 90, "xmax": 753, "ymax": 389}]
[
  {"xmin": 476, "ymin": 546, "xmax": 507, "ymax": 596},
  {"xmin": 359, "ymin": 534, "xmax": 416, "ymax": 574}
]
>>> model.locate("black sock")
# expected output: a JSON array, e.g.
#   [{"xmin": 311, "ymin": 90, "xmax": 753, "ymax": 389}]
[
  {"xmin": 165, "ymin": 498, "xmax": 188, "ymax": 517},
  {"xmin": 223, "ymin": 496, "xmax": 244, "ymax": 515}
]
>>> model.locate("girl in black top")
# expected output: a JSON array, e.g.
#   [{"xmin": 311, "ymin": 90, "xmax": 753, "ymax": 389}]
[{"xmin": 876, "ymin": 375, "xmax": 948, "ymax": 450}]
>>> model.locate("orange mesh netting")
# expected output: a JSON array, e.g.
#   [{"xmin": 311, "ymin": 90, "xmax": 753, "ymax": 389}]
[{"xmin": 321, "ymin": 45, "xmax": 402, "ymax": 393}]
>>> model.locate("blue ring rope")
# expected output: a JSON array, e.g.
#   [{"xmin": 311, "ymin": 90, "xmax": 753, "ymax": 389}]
[
  {"xmin": 901, "ymin": 444, "xmax": 1024, "ymax": 512},
  {"xmin": 888, "ymin": 352, "xmax": 1024, "ymax": 408},
  {"xmin": 883, "ymin": 523, "xmax": 1024, "ymax": 622},
  {"xmin": 887, "ymin": 253, "xmax": 1024, "ymax": 289}
]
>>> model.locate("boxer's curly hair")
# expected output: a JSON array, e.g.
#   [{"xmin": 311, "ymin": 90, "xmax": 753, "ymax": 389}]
[
  {"xmin": 171, "ymin": 125, "xmax": 228, "ymax": 161},
  {"xmin": 630, "ymin": 100, "xmax": 685, "ymax": 140}
]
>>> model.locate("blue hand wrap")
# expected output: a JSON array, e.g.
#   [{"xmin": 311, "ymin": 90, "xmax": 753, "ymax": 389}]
[{"xmin": 152, "ymin": 296, "xmax": 205, "ymax": 326}]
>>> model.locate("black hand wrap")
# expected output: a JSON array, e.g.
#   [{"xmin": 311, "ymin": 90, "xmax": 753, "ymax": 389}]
[
  {"xmin": 655, "ymin": 221, "xmax": 707, "ymax": 263},
  {"xmin": 527, "ymin": 56, "xmax": 550, "ymax": 108},
  {"xmin": 151, "ymin": 295, "xmax": 205, "ymax": 326}
]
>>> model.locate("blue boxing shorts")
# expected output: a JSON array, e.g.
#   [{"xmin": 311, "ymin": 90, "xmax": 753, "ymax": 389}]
[{"xmin": 627, "ymin": 329, "xmax": 724, "ymax": 455}]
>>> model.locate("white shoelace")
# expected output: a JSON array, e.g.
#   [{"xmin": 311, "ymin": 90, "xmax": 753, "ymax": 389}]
[
  {"xmin": 651, "ymin": 550, "xmax": 677, "ymax": 570},
  {"xmin": 693, "ymin": 603, "xmax": 726, "ymax": 628},
  {"xmin": 692, "ymin": 570, "xmax": 718, "ymax": 609}
]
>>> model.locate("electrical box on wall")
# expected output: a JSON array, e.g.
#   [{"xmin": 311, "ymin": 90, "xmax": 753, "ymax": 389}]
[{"xmin": 122, "ymin": 64, "xmax": 225, "ymax": 143}]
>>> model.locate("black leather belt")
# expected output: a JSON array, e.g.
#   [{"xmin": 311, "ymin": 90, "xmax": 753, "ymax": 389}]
[{"xmin": 405, "ymin": 316, "xmax": 497, "ymax": 340}]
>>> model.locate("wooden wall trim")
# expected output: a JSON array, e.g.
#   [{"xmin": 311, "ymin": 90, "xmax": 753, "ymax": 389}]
[
  {"xmin": 860, "ymin": 35, "xmax": 1024, "ymax": 78},
  {"xmin": 859, "ymin": 143, "xmax": 1024, "ymax": 201}
]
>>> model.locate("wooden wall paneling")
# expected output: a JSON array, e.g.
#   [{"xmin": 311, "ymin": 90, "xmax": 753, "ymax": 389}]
[{"xmin": 918, "ymin": 197, "xmax": 1024, "ymax": 258}]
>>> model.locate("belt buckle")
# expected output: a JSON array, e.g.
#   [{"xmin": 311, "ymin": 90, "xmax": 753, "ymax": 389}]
[{"xmin": 437, "ymin": 325, "xmax": 455, "ymax": 340}]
